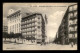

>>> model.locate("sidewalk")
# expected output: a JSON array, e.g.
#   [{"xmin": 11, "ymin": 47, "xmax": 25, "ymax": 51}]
[{"xmin": 3, "ymin": 38, "xmax": 77, "ymax": 50}]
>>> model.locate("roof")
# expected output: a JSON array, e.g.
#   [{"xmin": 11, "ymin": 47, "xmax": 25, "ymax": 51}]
[
  {"xmin": 22, "ymin": 13, "xmax": 42, "ymax": 19},
  {"xmin": 7, "ymin": 8, "xmax": 42, "ymax": 19}
]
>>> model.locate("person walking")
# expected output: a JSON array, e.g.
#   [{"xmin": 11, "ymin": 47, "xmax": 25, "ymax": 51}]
[{"xmin": 71, "ymin": 42, "xmax": 74, "ymax": 47}]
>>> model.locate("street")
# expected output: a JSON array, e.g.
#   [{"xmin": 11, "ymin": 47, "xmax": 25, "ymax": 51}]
[{"xmin": 3, "ymin": 42, "xmax": 77, "ymax": 50}]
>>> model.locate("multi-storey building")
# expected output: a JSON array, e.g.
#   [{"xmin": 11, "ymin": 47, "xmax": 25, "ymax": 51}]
[
  {"xmin": 68, "ymin": 4, "xmax": 77, "ymax": 44},
  {"xmin": 21, "ymin": 13, "xmax": 46, "ymax": 44},
  {"xmin": 54, "ymin": 4, "xmax": 77, "ymax": 45},
  {"xmin": 3, "ymin": 26, "xmax": 8, "ymax": 33},
  {"xmin": 7, "ymin": 9, "xmax": 21, "ymax": 34}
]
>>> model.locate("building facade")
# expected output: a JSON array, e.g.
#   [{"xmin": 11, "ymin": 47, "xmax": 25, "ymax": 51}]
[
  {"xmin": 68, "ymin": 4, "xmax": 77, "ymax": 44},
  {"xmin": 21, "ymin": 13, "xmax": 46, "ymax": 44},
  {"xmin": 7, "ymin": 9, "xmax": 21, "ymax": 34},
  {"xmin": 54, "ymin": 4, "xmax": 77, "ymax": 45}
]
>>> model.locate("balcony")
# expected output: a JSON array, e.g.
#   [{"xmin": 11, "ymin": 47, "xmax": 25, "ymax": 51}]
[
  {"xmin": 21, "ymin": 26, "xmax": 25, "ymax": 29},
  {"xmin": 69, "ymin": 30, "xmax": 77, "ymax": 34},
  {"xmin": 68, "ymin": 10, "xmax": 77, "ymax": 13},
  {"xmin": 21, "ymin": 30, "xmax": 25, "ymax": 33},
  {"xmin": 31, "ymin": 24, "xmax": 35, "ymax": 28},
  {"xmin": 69, "ymin": 23, "xmax": 77, "ymax": 27},
  {"xmin": 32, "ymin": 32, "xmax": 35, "ymax": 35},
  {"xmin": 27, "ymin": 28, "xmax": 31, "ymax": 32},
  {"xmin": 32, "ymin": 28, "xmax": 35, "ymax": 30},
  {"xmin": 69, "ymin": 17, "xmax": 77, "ymax": 20},
  {"xmin": 21, "ymin": 22, "xmax": 27, "ymax": 25}
]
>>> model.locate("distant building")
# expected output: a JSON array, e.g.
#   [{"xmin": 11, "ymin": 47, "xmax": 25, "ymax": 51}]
[
  {"xmin": 3, "ymin": 17, "xmax": 8, "ymax": 33},
  {"xmin": 3, "ymin": 26, "xmax": 8, "ymax": 33},
  {"xmin": 7, "ymin": 9, "xmax": 21, "ymax": 34},
  {"xmin": 54, "ymin": 4, "xmax": 77, "ymax": 45},
  {"xmin": 21, "ymin": 13, "xmax": 46, "ymax": 44}
]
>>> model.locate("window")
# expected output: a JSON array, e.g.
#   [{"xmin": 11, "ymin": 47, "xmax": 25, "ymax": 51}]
[
  {"xmin": 15, "ymin": 24, "xmax": 16, "ymax": 32},
  {"xmin": 14, "ymin": 15, "xmax": 16, "ymax": 17},
  {"xmin": 19, "ymin": 13, "xmax": 20, "ymax": 16},
  {"xmin": 13, "ymin": 25, "xmax": 14, "ymax": 29},
  {"xmin": 69, "ymin": 34, "xmax": 73, "ymax": 38},
  {"xmin": 69, "ymin": 27, "xmax": 74, "ymax": 31},
  {"xmin": 29, "ymin": 35, "xmax": 31, "ymax": 37},
  {"xmin": 70, "ymin": 13, "xmax": 73, "ymax": 17},
  {"xmin": 69, "ymin": 20, "xmax": 74, "ymax": 25},
  {"xmin": 15, "ymin": 20, "xmax": 16, "ymax": 23},
  {"xmin": 75, "ymin": 33, "xmax": 77, "ymax": 38},
  {"xmin": 19, "ymin": 23, "xmax": 20, "ymax": 27},
  {"xmin": 38, "ymin": 26, "xmax": 40, "ymax": 29},
  {"xmin": 24, "ymin": 25, "xmax": 26, "ymax": 27},
  {"xmin": 10, "ymin": 26, "xmax": 11, "ymax": 31},
  {"xmin": 74, "ymin": 11, "xmax": 77, "ymax": 17},
  {"xmin": 17, "ymin": 19, "xmax": 18, "ymax": 22},
  {"xmin": 72, "ymin": 34, "xmax": 75, "ymax": 38},
  {"xmin": 38, "ymin": 22, "xmax": 40, "ymax": 24},
  {"xmin": 73, "ymin": 5, "xmax": 77, "ymax": 10},
  {"xmin": 24, "ymin": 21, "xmax": 26, "ymax": 24},
  {"xmin": 75, "ymin": 19, "xmax": 77, "ymax": 24},
  {"xmin": 17, "ymin": 28, "xmax": 18, "ymax": 32},
  {"xmin": 30, "ymin": 19, "xmax": 31, "ymax": 22},
  {"xmin": 69, "ymin": 6, "xmax": 73, "ymax": 11},
  {"xmin": 75, "ymin": 26, "xmax": 77, "ymax": 31},
  {"xmin": 38, "ymin": 17, "xmax": 40, "ymax": 19},
  {"xmin": 17, "ymin": 24, "xmax": 18, "ymax": 28},
  {"xmin": 30, "ymin": 24, "xmax": 31, "ymax": 26},
  {"xmin": 19, "ymin": 18, "xmax": 20, "ymax": 21},
  {"xmin": 18, "ymin": 13, "xmax": 19, "ymax": 16},
  {"xmin": 68, "ymin": 13, "xmax": 71, "ymax": 19}
]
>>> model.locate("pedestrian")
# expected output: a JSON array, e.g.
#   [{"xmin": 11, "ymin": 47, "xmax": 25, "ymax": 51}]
[
  {"xmin": 41, "ymin": 42, "xmax": 43, "ymax": 46},
  {"xmin": 71, "ymin": 42, "xmax": 73, "ymax": 47}
]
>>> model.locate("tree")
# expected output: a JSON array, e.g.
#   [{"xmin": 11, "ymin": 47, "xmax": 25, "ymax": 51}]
[
  {"xmin": 3, "ymin": 32, "xmax": 8, "ymax": 41},
  {"xmin": 8, "ymin": 32, "xmax": 14, "ymax": 42},
  {"xmin": 14, "ymin": 33, "xmax": 22, "ymax": 43},
  {"xmin": 20, "ymin": 34, "xmax": 24, "ymax": 44}
]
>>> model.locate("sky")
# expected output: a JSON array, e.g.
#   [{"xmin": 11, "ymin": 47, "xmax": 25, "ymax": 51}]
[{"xmin": 3, "ymin": 3, "xmax": 77, "ymax": 41}]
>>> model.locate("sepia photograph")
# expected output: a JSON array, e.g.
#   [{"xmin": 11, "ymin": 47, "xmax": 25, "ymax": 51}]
[{"xmin": 3, "ymin": 3, "xmax": 77, "ymax": 50}]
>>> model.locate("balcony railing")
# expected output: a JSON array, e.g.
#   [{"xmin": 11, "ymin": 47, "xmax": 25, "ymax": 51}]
[
  {"xmin": 69, "ymin": 30, "xmax": 77, "ymax": 34},
  {"xmin": 68, "ymin": 10, "xmax": 77, "ymax": 13},
  {"xmin": 69, "ymin": 17, "xmax": 77, "ymax": 20}
]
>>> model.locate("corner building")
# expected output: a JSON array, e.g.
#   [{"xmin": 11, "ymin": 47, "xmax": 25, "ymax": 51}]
[{"xmin": 21, "ymin": 13, "xmax": 45, "ymax": 44}]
